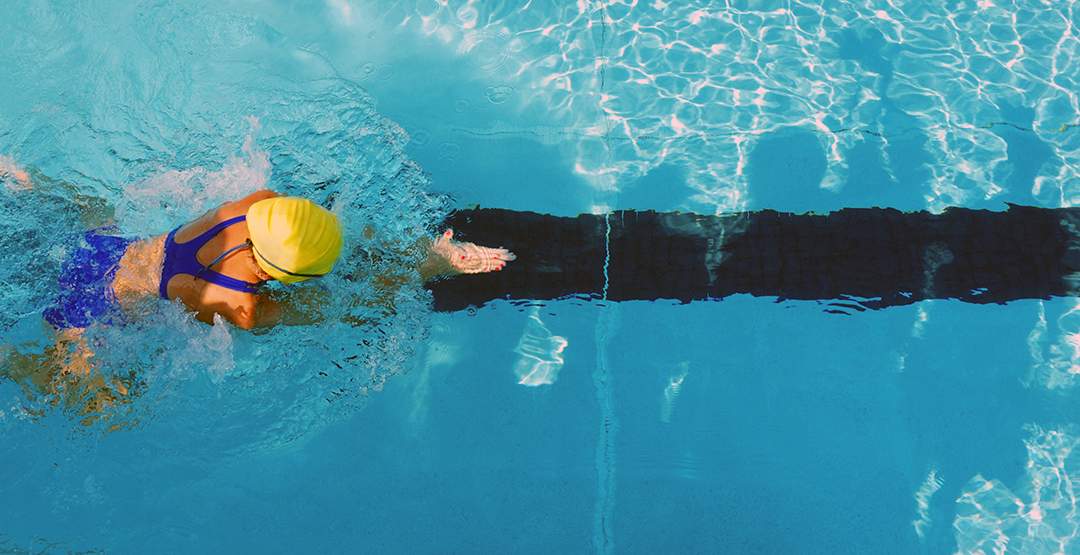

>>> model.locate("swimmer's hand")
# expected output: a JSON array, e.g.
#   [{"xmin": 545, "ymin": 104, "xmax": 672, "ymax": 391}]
[{"xmin": 420, "ymin": 229, "xmax": 516, "ymax": 280}]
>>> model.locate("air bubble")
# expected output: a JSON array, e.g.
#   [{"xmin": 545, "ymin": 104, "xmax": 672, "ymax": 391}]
[
  {"xmin": 354, "ymin": 62, "xmax": 377, "ymax": 80},
  {"xmin": 484, "ymin": 84, "xmax": 515, "ymax": 104}
]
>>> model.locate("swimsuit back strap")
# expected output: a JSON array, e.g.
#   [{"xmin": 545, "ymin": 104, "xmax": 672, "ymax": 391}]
[
  {"xmin": 194, "ymin": 242, "xmax": 264, "ymax": 294},
  {"xmin": 193, "ymin": 266, "xmax": 264, "ymax": 294},
  {"xmin": 160, "ymin": 214, "xmax": 263, "ymax": 298}
]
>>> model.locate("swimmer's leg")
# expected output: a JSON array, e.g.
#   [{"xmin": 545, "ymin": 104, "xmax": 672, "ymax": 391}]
[
  {"xmin": 2, "ymin": 330, "xmax": 130, "ymax": 421},
  {"xmin": 1, "ymin": 343, "xmax": 48, "ymax": 388},
  {"xmin": 29, "ymin": 167, "xmax": 115, "ymax": 228},
  {"xmin": 419, "ymin": 229, "xmax": 516, "ymax": 280},
  {"xmin": 1, "ymin": 330, "xmax": 94, "ymax": 389}
]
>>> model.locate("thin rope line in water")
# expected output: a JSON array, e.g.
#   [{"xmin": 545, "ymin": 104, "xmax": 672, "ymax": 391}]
[
  {"xmin": 592, "ymin": 4, "xmax": 617, "ymax": 554},
  {"xmin": 602, "ymin": 212, "xmax": 611, "ymax": 301},
  {"xmin": 592, "ymin": 212, "xmax": 616, "ymax": 555},
  {"xmin": 592, "ymin": 302, "xmax": 618, "ymax": 555},
  {"xmin": 591, "ymin": 3, "xmax": 617, "ymax": 548}
]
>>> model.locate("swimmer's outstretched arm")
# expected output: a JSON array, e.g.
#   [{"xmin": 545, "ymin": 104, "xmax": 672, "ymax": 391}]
[
  {"xmin": 243, "ymin": 231, "xmax": 514, "ymax": 328},
  {"xmin": 418, "ymin": 229, "xmax": 516, "ymax": 281}
]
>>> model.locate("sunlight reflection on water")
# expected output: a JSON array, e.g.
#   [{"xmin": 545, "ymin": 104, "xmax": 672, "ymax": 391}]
[
  {"xmin": 396, "ymin": 0, "xmax": 1079, "ymax": 212},
  {"xmin": 954, "ymin": 425, "xmax": 1080, "ymax": 554}
]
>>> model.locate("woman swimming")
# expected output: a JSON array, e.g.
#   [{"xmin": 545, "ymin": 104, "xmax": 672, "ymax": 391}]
[
  {"xmin": 40, "ymin": 188, "xmax": 514, "ymax": 331},
  {"xmin": 1, "ymin": 160, "xmax": 515, "ymax": 423}
]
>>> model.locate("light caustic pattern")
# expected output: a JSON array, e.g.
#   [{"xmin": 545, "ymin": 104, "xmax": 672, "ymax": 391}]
[
  {"xmin": 1026, "ymin": 216, "xmax": 1080, "ymax": 391},
  {"xmin": 953, "ymin": 425, "xmax": 1080, "ymax": 554},
  {"xmin": 660, "ymin": 361, "xmax": 688, "ymax": 424},
  {"xmin": 405, "ymin": 0, "xmax": 1079, "ymax": 212},
  {"xmin": 913, "ymin": 468, "xmax": 944, "ymax": 539},
  {"xmin": 512, "ymin": 307, "xmax": 569, "ymax": 386},
  {"xmin": 1026, "ymin": 299, "xmax": 1080, "ymax": 390}
]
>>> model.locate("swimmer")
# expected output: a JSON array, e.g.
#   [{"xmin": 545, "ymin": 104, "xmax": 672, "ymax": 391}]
[
  {"xmin": 1, "ymin": 165, "xmax": 514, "ymax": 423},
  {"xmin": 42, "ymin": 188, "xmax": 515, "ymax": 331}
]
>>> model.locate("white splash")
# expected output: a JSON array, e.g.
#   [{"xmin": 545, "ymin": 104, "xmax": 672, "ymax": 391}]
[
  {"xmin": 117, "ymin": 118, "xmax": 270, "ymax": 234},
  {"xmin": 512, "ymin": 307, "xmax": 569, "ymax": 386},
  {"xmin": 189, "ymin": 314, "xmax": 235, "ymax": 383},
  {"xmin": 137, "ymin": 310, "xmax": 236, "ymax": 384}
]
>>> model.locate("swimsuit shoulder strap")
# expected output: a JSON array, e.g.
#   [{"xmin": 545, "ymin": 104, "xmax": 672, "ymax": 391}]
[{"xmin": 160, "ymin": 214, "xmax": 264, "ymax": 298}]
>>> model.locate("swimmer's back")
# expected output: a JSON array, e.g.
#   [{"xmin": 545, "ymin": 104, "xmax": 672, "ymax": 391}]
[{"xmin": 156, "ymin": 189, "xmax": 278, "ymax": 329}]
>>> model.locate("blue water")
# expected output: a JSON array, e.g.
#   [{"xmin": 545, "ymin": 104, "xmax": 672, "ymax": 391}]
[{"xmin": 3, "ymin": 0, "xmax": 1080, "ymax": 553}]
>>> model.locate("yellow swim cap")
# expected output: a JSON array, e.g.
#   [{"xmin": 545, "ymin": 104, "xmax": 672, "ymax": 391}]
[{"xmin": 246, "ymin": 197, "xmax": 343, "ymax": 284}]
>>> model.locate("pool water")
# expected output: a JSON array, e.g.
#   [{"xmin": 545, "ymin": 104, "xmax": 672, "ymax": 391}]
[{"xmin": 2, "ymin": 0, "xmax": 1080, "ymax": 553}]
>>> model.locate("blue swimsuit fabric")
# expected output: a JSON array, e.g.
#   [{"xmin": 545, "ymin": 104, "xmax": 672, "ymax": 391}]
[
  {"xmin": 159, "ymin": 215, "xmax": 262, "ymax": 299},
  {"xmin": 44, "ymin": 231, "xmax": 135, "ymax": 329}
]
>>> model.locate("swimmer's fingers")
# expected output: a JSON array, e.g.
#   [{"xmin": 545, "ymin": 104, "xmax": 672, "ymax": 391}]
[
  {"xmin": 453, "ymin": 244, "xmax": 503, "ymax": 274},
  {"xmin": 428, "ymin": 229, "xmax": 514, "ymax": 275},
  {"xmin": 491, "ymin": 248, "xmax": 516, "ymax": 262},
  {"xmin": 450, "ymin": 242, "xmax": 516, "ymax": 274}
]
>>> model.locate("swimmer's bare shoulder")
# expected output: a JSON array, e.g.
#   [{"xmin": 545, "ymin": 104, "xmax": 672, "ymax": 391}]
[
  {"xmin": 163, "ymin": 190, "xmax": 281, "ymax": 330},
  {"xmin": 113, "ymin": 193, "xmax": 280, "ymax": 307},
  {"xmin": 176, "ymin": 190, "xmax": 279, "ymax": 240}
]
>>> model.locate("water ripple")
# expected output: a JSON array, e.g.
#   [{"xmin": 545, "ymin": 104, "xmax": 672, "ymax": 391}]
[
  {"xmin": 409, "ymin": 0, "xmax": 1080, "ymax": 211},
  {"xmin": 456, "ymin": 29, "xmax": 514, "ymax": 74},
  {"xmin": 954, "ymin": 425, "xmax": 1080, "ymax": 554}
]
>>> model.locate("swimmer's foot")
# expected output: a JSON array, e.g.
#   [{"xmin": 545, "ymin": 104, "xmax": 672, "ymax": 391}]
[
  {"xmin": 0, "ymin": 156, "xmax": 31, "ymax": 191},
  {"xmin": 421, "ymin": 229, "xmax": 516, "ymax": 280}
]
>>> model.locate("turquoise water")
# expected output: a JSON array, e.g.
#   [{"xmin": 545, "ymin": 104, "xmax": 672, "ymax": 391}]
[{"xmin": 2, "ymin": 0, "xmax": 1080, "ymax": 553}]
